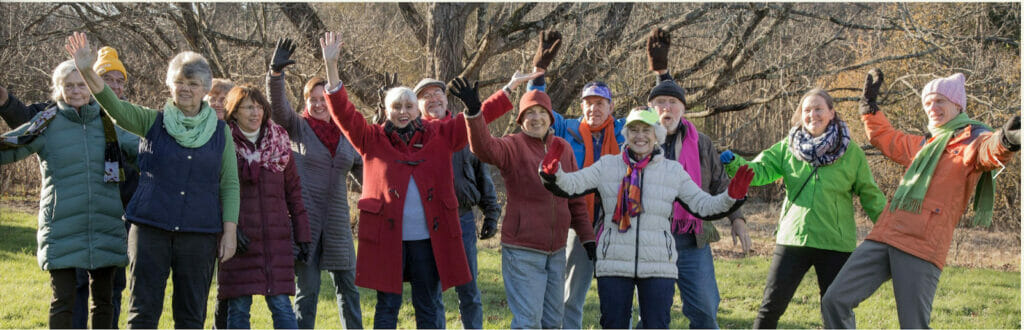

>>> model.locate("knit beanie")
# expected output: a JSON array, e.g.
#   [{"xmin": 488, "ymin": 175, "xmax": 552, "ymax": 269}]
[
  {"xmin": 648, "ymin": 79, "xmax": 686, "ymax": 106},
  {"xmin": 921, "ymin": 73, "xmax": 966, "ymax": 111},
  {"xmin": 93, "ymin": 46, "xmax": 127, "ymax": 81},
  {"xmin": 516, "ymin": 90, "xmax": 554, "ymax": 125}
]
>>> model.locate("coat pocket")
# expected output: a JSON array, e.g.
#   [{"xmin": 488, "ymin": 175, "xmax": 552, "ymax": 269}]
[
  {"xmin": 442, "ymin": 197, "xmax": 461, "ymax": 238},
  {"xmin": 356, "ymin": 198, "xmax": 385, "ymax": 243}
]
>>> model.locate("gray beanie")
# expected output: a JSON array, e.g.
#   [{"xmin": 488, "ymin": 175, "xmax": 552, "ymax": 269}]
[{"xmin": 648, "ymin": 79, "xmax": 687, "ymax": 107}]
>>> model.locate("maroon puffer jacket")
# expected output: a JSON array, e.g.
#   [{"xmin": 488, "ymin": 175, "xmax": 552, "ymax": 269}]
[{"xmin": 217, "ymin": 156, "xmax": 311, "ymax": 300}]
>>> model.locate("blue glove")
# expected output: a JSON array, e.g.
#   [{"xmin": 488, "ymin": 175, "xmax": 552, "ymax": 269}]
[{"xmin": 720, "ymin": 150, "xmax": 735, "ymax": 165}]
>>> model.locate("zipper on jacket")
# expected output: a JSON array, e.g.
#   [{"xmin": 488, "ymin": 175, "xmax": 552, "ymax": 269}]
[{"xmin": 82, "ymin": 121, "xmax": 95, "ymax": 268}]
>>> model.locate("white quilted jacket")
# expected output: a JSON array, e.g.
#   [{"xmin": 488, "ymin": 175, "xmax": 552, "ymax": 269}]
[{"xmin": 551, "ymin": 152, "xmax": 739, "ymax": 278}]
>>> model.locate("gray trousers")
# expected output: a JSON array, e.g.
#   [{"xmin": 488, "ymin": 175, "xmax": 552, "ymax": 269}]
[{"xmin": 821, "ymin": 240, "xmax": 942, "ymax": 329}]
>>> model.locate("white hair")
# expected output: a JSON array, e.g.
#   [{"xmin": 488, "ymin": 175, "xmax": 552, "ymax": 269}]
[
  {"xmin": 385, "ymin": 87, "xmax": 417, "ymax": 110},
  {"xmin": 624, "ymin": 121, "xmax": 668, "ymax": 146},
  {"xmin": 165, "ymin": 51, "xmax": 213, "ymax": 92},
  {"xmin": 50, "ymin": 60, "xmax": 80, "ymax": 103}
]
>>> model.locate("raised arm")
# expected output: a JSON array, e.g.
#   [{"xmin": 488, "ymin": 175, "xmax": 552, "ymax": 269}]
[
  {"xmin": 964, "ymin": 116, "xmax": 1019, "ymax": 172},
  {"xmin": 320, "ymin": 32, "xmax": 374, "ymax": 152},
  {"xmin": 0, "ymin": 86, "xmax": 51, "ymax": 128},
  {"xmin": 539, "ymin": 142, "xmax": 603, "ymax": 198},
  {"xmin": 858, "ymin": 69, "xmax": 923, "ymax": 167},
  {"xmin": 463, "ymin": 87, "xmax": 516, "ymax": 168},
  {"xmin": 67, "ymin": 32, "xmax": 156, "ymax": 135},
  {"xmin": 675, "ymin": 165, "xmax": 752, "ymax": 220},
  {"xmin": 722, "ymin": 139, "xmax": 788, "ymax": 187}
]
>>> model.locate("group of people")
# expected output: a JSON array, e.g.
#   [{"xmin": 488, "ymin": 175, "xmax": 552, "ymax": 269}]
[{"xmin": 0, "ymin": 26, "xmax": 1018, "ymax": 329}]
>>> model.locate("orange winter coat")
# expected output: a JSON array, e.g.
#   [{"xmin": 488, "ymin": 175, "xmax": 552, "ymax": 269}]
[{"xmin": 861, "ymin": 112, "xmax": 1015, "ymax": 269}]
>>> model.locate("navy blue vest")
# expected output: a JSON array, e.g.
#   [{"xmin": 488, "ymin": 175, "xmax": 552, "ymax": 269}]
[{"xmin": 126, "ymin": 113, "xmax": 226, "ymax": 233}]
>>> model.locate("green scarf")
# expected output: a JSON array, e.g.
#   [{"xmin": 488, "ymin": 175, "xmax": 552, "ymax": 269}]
[
  {"xmin": 891, "ymin": 113, "xmax": 994, "ymax": 227},
  {"xmin": 162, "ymin": 100, "xmax": 218, "ymax": 148}
]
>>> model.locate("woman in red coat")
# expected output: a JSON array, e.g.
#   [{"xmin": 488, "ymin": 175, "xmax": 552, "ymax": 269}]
[{"xmin": 216, "ymin": 84, "xmax": 311, "ymax": 329}]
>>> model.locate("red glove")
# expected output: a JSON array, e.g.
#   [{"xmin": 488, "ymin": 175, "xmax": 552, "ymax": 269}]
[
  {"xmin": 541, "ymin": 141, "xmax": 565, "ymax": 175},
  {"xmin": 727, "ymin": 165, "xmax": 754, "ymax": 200}
]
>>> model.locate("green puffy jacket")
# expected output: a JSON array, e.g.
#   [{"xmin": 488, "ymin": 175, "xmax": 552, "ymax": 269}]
[
  {"xmin": 725, "ymin": 138, "xmax": 886, "ymax": 252},
  {"xmin": 1, "ymin": 101, "xmax": 138, "ymax": 270}
]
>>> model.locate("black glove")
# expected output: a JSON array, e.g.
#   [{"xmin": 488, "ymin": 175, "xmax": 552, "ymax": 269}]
[
  {"xmin": 583, "ymin": 241, "xmax": 597, "ymax": 261},
  {"xmin": 296, "ymin": 242, "xmax": 311, "ymax": 263},
  {"xmin": 270, "ymin": 38, "xmax": 297, "ymax": 73},
  {"xmin": 859, "ymin": 68, "xmax": 884, "ymax": 115},
  {"xmin": 449, "ymin": 77, "xmax": 481, "ymax": 116},
  {"xmin": 646, "ymin": 27, "xmax": 670, "ymax": 72},
  {"xmin": 374, "ymin": 72, "xmax": 399, "ymax": 125},
  {"xmin": 1001, "ymin": 115, "xmax": 1020, "ymax": 151},
  {"xmin": 532, "ymin": 30, "xmax": 562, "ymax": 71},
  {"xmin": 235, "ymin": 230, "xmax": 250, "ymax": 256},
  {"xmin": 479, "ymin": 219, "xmax": 498, "ymax": 239}
]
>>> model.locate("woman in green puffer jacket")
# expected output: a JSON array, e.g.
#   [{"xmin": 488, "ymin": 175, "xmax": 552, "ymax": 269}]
[
  {"xmin": 0, "ymin": 60, "xmax": 139, "ymax": 328},
  {"xmin": 720, "ymin": 88, "xmax": 887, "ymax": 328}
]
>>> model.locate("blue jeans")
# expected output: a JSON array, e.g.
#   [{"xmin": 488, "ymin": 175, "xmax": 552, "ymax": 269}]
[
  {"xmin": 374, "ymin": 239, "xmax": 444, "ymax": 329},
  {"xmin": 562, "ymin": 229, "xmax": 595, "ymax": 329},
  {"xmin": 227, "ymin": 295, "xmax": 298, "ymax": 329},
  {"xmin": 502, "ymin": 247, "xmax": 565, "ymax": 329},
  {"xmin": 675, "ymin": 233, "xmax": 721, "ymax": 329},
  {"xmin": 454, "ymin": 210, "xmax": 483, "ymax": 328},
  {"xmin": 293, "ymin": 240, "xmax": 363, "ymax": 329},
  {"xmin": 597, "ymin": 277, "xmax": 675, "ymax": 329}
]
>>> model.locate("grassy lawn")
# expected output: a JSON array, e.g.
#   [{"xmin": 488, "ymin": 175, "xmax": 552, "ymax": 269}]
[{"xmin": 1, "ymin": 207, "xmax": 1019, "ymax": 328}]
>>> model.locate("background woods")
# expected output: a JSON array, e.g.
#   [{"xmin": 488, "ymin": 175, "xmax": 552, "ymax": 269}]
[{"xmin": 0, "ymin": 3, "xmax": 1019, "ymax": 231}]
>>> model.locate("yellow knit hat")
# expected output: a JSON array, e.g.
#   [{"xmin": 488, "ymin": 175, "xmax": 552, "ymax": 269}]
[{"xmin": 93, "ymin": 46, "xmax": 127, "ymax": 81}]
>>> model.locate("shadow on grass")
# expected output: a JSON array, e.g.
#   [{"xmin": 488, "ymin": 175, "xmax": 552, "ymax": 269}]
[{"xmin": 0, "ymin": 223, "xmax": 37, "ymax": 260}]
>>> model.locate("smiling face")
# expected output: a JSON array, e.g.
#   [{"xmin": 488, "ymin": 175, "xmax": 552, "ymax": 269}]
[
  {"xmin": 800, "ymin": 95, "xmax": 835, "ymax": 137},
  {"xmin": 417, "ymin": 86, "xmax": 448, "ymax": 120},
  {"xmin": 581, "ymin": 96, "xmax": 612, "ymax": 127},
  {"xmin": 650, "ymin": 95, "xmax": 685, "ymax": 133},
  {"xmin": 626, "ymin": 122, "xmax": 657, "ymax": 157},
  {"xmin": 232, "ymin": 96, "xmax": 264, "ymax": 133},
  {"xmin": 61, "ymin": 72, "xmax": 91, "ymax": 108},
  {"xmin": 520, "ymin": 106, "xmax": 552, "ymax": 138},
  {"xmin": 387, "ymin": 101, "xmax": 418, "ymax": 128},
  {"xmin": 171, "ymin": 75, "xmax": 209, "ymax": 114},
  {"xmin": 101, "ymin": 71, "xmax": 127, "ymax": 100},
  {"xmin": 923, "ymin": 93, "xmax": 961, "ymax": 128},
  {"xmin": 305, "ymin": 85, "xmax": 329, "ymax": 121}
]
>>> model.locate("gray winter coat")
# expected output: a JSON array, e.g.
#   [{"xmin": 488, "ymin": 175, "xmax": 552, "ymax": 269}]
[{"xmin": 267, "ymin": 72, "xmax": 362, "ymax": 270}]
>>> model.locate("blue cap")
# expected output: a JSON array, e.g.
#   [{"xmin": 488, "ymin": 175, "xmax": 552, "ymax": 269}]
[{"xmin": 580, "ymin": 81, "xmax": 612, "ymax": 101}]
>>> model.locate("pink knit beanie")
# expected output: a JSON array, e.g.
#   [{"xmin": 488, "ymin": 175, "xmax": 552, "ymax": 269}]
[{"xmin": 921, "ymin": 73, "xmax": 966, "ymax": 111}]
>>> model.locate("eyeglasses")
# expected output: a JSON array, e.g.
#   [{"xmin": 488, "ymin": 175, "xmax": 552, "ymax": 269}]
[{"xmin": 419, "ymin": 89, "xmax": 446, "ymax": 100}]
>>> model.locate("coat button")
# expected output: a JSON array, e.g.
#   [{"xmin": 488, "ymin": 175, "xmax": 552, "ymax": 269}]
[
  {"xmin": 174, "ymin": 226, "xmax": 180, "ymax": 231},
  {"xmin": 180, "ymin": 191, "xmax": 186, "ymax": 196},
  {"xmin": 187, "ymin": 155, "xmax": 192, "ymax": 159}
]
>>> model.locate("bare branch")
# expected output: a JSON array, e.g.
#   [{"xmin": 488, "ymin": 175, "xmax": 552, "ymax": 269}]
[{"xmin": 398, "ymin": 3, "xmax": 427, "ymax": 47}]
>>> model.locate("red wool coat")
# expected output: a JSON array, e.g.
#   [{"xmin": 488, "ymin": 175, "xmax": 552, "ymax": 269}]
[
  {"xmin": 326, "ymin": 85, "xmax": 473, "ymax": 294},
  {"xmin": 218, "ymin": 156, "xmax": 311, "ymax": 300}
]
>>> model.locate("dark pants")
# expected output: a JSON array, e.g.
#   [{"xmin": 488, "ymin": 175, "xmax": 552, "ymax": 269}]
[
  {"xmin": 214, "ymin": 298, "xmax": 228, "ymax": 329},
  {"xmin": 111, "ymin": 266, "xmax": 127, "ymax": 328},
  {"xmin": 71, "ymin": 269, "xmax": 90, "ymax": 328},
  {"xmin": 126, "ymin": 223, "xmax": 218, "ymax": 329},
  {"xmin": 374, "ymin": 239, "xmax": 444, "ymax": 329},
  {"xmin": 50, "ymin": 267, "xmax": 116, "ymax": 329},
  {"xmin": 597, "ymin": 276, "xmax": 675, "ymax": 329},
  {"xmin": 753, "ymin": 245, "xmax": 851, "ymax": 329}
]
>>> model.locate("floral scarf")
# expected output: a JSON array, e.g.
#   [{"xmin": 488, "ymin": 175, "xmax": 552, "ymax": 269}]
[
  {"xmin": 302, "ymin": 111, "xmax": 341, "ymax": 157},
  {"xmin": 788, "ymin": 119, "xmax": 850, "ymax": 167},
  {"xmin": 230, "ymin": 120, "xmax": 291, "ymax": 182},
  {"xmin": 612, "ymin": 149, "xmax": 652, "ymax": 233}
]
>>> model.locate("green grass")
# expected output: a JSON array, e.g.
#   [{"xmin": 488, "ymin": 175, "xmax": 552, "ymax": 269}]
[{"xmin": 1, "ymin": 207, "xmax": 1019, "ymax": 328}]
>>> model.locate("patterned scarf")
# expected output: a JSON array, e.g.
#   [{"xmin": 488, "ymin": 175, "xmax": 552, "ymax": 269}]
[
  {"xmin": 892, "ymin": 113, "xmax": 994, "ymax": 227},
  {"xmin": 384, "ymin": 118, "xmax": 424, "ymax": 145},
  {"xmin": 162, "ymin": 100, "xmax": 219, "ymax": 148},
  {"xmin": 612, "ymin": 149, "xmax": 652, "ymax": 233},
  {"xmin": 788, "ymin": 119, "xmax": 851, "ymax": 167},
  {"xmin": 663, "ymin": 119, "xmax": 703, "ymax": 234},
  {"xmin": 0, "ymin": 107, "xmax": 57, "ymax": 149},
  {"xmin": 230, "ymin": 120, "xmax": 291, "ymax": 183},
  {"xmin": 302, "ymin": 110, "xmax": 341, "ymax": 157},
  {"xmin": 579, "ymin": 116, "xmax": 621, "ymax": 220}
]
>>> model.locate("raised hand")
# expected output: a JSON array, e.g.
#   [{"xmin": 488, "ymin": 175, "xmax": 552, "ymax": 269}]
[
  {"xmin": 319, "ymin": 32, "xmax": 343, "ymax": 63},
  {"xmin": 541, "ymin": 141, "xmax": 565, "ymax": 175},
  {"xmin": 859, "ymin": 68, "xmax": 884, "ymax": 115},
  {"xmin": 532, "ymin": 29, "xmax": 562, "ymax": 71},
  {"xmin": 505, "ymin": 71, "xmax": 544, "ymax": 92},
  {"xmin": 270, "ymin": 38, "xmax": 297, "ymax": 73},
  {"xmin": 727, "ymin": 165, "xmax": 754, "ymax": 200},
  {"xmin": 65, "ymin": 32, "xmax": 96, "ymax": 73},
  {"xmin": 449, "ymin": 77, "xmax": 481, "ymax": 116},
  {"xmin": 646, "ymin": 27, "xmax": 671, "ymax": 72},
  {"xmin": 374, "ymin": 72, "xmax": 399, "ymax": 125}
]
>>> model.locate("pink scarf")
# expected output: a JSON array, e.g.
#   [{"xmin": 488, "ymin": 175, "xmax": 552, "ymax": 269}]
[
  {"xmin": 671, "ymin": 118, "xmax": 704, "ymax": 234},
  {"xmin": 231, "ymin": 120, "xmax": 292, "ymax": 182}
]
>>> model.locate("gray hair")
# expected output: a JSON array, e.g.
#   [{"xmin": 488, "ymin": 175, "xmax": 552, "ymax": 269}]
[
  {"xmin": 165, "ymin": 51, "xmax": 213, "ymax": 92},
  {"xmin": 50, "ymin": 60, "xmax": 80, "ymax": 103},
  {"xmin": 385, "ymin": 87, "xmax": 417, "ymax": 111}
]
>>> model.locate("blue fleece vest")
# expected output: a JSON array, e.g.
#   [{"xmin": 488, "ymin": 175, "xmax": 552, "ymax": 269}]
[{"xmin": 126, "ymin": 113, "xmax": 226, "ymax": 233}]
